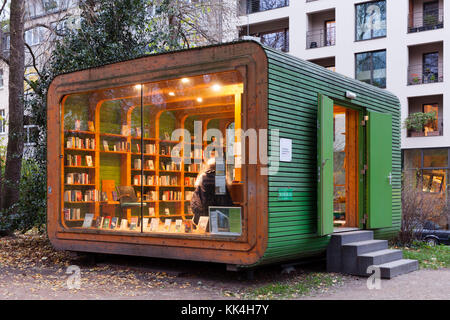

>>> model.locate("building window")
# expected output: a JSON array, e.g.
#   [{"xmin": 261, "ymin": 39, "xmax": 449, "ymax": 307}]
[
  {"xmin": 254, "ymin": 29, "xmax": 289, "ymax": 52},
  {"xmin": 355, "ymin": 50, "xmax": 386, "ymax": 88},
  {"xmin": 403, "ymin": 148, "xmax": 449, "ymax": 194},
  {"xmin": 0, "ymin": 69, "xmax": 3, "ymax": 88},
  {"xmin": 246, "ymin": 0, "xmax": 289, "ymax": 14},
  {"xmin": 355, "ymin": 0, "xmax": 386, "ymax": 41},
  {"xmin": 325, "ymin": 20, "xmax": 336, "ymax": 47},
  {"xmin": 0, "ymin": 109, "xmax": 5, "ymax": 134},
  {"xmin": 25, "ymin": 27, "xmax": 47, "ymax": 46},
  {"xmin": 423, "ymin": 52, "xmax": 439, "ymax": 84}
]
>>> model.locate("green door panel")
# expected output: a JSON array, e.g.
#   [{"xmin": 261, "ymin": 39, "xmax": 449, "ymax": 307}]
[
  {"xmin": 367, "ymin": 111, "xmax": 393, "ymax": 229},
  {"xmin": 317, "ymin": 93, "xmax": 334, "ymax": 236}
]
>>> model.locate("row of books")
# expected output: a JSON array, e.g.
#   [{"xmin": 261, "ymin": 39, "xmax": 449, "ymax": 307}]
[
  {"xmin": 160, "ymin": 175, "xmax": 179, "ymax": 186},
  {"xmin": 66, "ymin": 172, "xmax": 91, "ymax": 185},
  {"xmin": 161, "ymin": 191, "xmax": 182, "ymax": 201},
  {"xmin": 160, "ymin": 161, "xmax": 181, "ymax": 171},
  {"xmin": 66, "ymin": 136, "xmax": 96, "ymax": 150},
  {"xmin": 81, "ymin": 214, "xmax": 201, "ymax": 233},
  {"xmin": 64, "ymin": 208, "xmax": 81, "ymax": 220},
  {"xmin": 64, "ymin": 189, "xmax": 100, "ymax": 202},
  {"xmin": 103, "ymin": 140, "xmax": 129, "ymax": 152},
  {"xmin": 135, "ymin": 143, "xmax": 156, "ymax": 154},
  {"xmin": 184, "ymin": 177, "xmax": 196, "ymax": 186},
  {"xmin": 133, "ymin": 175, "xmax": 156, "ymax": 186},
  {"xmin": 66, "ymin": 154, "xmax": 94, "ymax": 167},
  {"xmin": 133, "ymin": 159, "xmax": 155, "ymax": 170},
  {"xmin": 185, "ymin": 164, "xmax": 200, "ymax": 172}
]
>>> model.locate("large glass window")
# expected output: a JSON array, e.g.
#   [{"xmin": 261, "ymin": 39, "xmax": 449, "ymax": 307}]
[
  {"xmin": 246, "ymin": 0, "xmax": 289, "ymax": 14},
  {"xmin": 355, "ymin": 0, "xmax": 386, "ymax": 41},
  {"xmin": 255, "ymin": 29, "xmax": 289, "ymax": 52},
  {"xmin": 355, "ymin": 50, "xmax": 386, "ymax": 88},
  {"xmin": 62, "ymin": 70, "xmax": 244, "ymax": 237}
]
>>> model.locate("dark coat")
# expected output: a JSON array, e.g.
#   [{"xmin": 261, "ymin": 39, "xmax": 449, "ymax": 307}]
[{"xmin": 191, "ymin": 169, "xmax": 234, "ymax": 225}]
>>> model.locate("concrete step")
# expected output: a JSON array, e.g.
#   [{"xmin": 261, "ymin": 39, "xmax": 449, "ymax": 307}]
[
  {"xmin": 342, "ymin": 239, "xmax": 388, "ymax": 256},
  {"xmin": 330, "ymin": 230, "xmax": 374, "ymax": 245},
  {"xmin": 357, "ymin": 249, "xmax": 403, "ymax": 276},
  {"xmin": 378, "ymin": 259, "xmax": 419, "ymax": 279}
]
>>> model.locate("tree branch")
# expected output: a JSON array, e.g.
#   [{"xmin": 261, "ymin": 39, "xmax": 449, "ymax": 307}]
[{"xmin": 24, "ymin": 42, "xmax": 42, "ymax": 78}]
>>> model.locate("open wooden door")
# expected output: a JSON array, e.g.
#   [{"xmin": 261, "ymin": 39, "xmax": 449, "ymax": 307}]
[
  {"xmin": 367, "ymin": 110, "xmax": 393, "ymax": 229},
  {"xmin": 317, "ymin": 94, "xmax": 334, "ymax": 236}
]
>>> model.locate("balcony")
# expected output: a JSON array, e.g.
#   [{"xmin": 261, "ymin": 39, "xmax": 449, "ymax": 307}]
[
  {"xmin": 408, "ymin": 42, "xmax": 443, "ymax": 85},
  {"xmin": 406, "ymin": 95, "xmax": 443, "ymax": 137},
  {"xmin": 240, "ymin": 18, "xmax": 289, "ymax": 52},
  {"xmin": 240, "ymin": 0, "xmax": 289, "ymax": 15},
  {"xmin": 306, "ymin": 9, "xmax": 335, "ymax": 49},
  {"xmin": 408, "ymin": 1, "xmax": 444, "ymax": 33},
  {"xmin": 408, "ymin": 63, "xmax": 443, "ymax": 85}
]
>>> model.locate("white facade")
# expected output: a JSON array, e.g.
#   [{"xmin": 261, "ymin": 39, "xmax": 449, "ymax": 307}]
[{"xmin": 237, "ymin": 0, "xmax": 449, "ymax": 151}]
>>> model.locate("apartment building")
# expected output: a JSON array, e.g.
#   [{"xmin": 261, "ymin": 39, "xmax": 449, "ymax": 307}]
[
  {"xmin": 238, "ymin": 0, "xmax": 449, "ymax": 214},
  {"xmin": 0, "ymin": 0, "xmax": 80, "ymax": 153}
]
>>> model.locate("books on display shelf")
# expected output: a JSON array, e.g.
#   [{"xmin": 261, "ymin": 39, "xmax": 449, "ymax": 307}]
[
  {"xmin": 161, "ymin": 191, "xmax": 182, "ymax": 201},
  {"xmin": 175, "ymin": 219, "xmax": 183, "ymax": 232},
  {"xmin": 94, "ymin": 216, "xmax": 103, "ymax": 229},
  {"xmin": 143, "ymin": 191, "xmax": 158, "ymax": 201},
  {"xmin": 88, "ymin": 121, "xmax": 95, "ymax": 132},
  {"xmin": 82, "ymin": 213, "xmax": 94, "ymax": 227},
  {"xmin": 121, "ymin": 125, "xmax": 130, "ymax": 136},
  {"xmin": 64, "ymin": 208, "xmax": 81, "ymax": 220},
  {"xmin": 163, "ymin": 219, "xmax": 172, "ymax": 232},
  {"xmin": 134, "ymin": 159, "xmax": 141, "ymax": 170},
  {"xmin": 184, "ymin": 177, "xmax": 196, "ymax": 186},
  {"xmin": 148, "ymin": 207, "xmax": 155, "ymax": 216},
  {"xmin": 64, "ymin": 189, "xmax": 99, "ymax": 202},
  {"xmin": 160, "ymin": 161, "xmax": 181, "ymax": 171},
  {"xmin": 129, "ymin": 217, "xmax": 138, "ymax": 230},
  {"xmin": 75, "ymin": 120, "xmax": 81, "ymax": 131},
  {"xmin": 142, "ymin": 218, "xmax": 149, "ymax": 230},
  {"xmin": 120, "ymin": 219, "xmax": 128, "ymax": 230},
  {"xmin": 102, "ymin": 216, "xmax": 111, "ymax": 229},
  {"xmin": 185, "ymin": 164, "xmax": 200, "ymax": 172},
  {"xmin": 66, "ymin": 136, "xmax": 95, "ymax": 150},
  {"xmin": 110, "ymin": 217, "xmax": 118, "ymax": 229},
  {"xmin": 144, "ymin": 159, "xmax": 154, "ymax": 170},
  {"xmin": 197, "ymin": 216, "xmax": 209, "ymax": 233},
  {"xmin": 149, "ymin": 218, "xmax": 160, "ymax": 232},
  {"xmin": 66, "ymin": 172, "xmax": 91, "ymax": 185},
  {"xmin": 145, "ymin": 144, "xmax": 156, "ymax": 154},
  {"xmin": 185, "ymin": 191, "xmax": 194, "ymax": 201},
  {"xmin": 133, "ymin": 175, "xmax": 156, "ymax": 186},
  {"xmin": 159, "ymin": 175, "xmax": 178, "ymax": 186},
  {"xmin": 66, "ymin": 154, "xmax": 92, "ymax": 167}
]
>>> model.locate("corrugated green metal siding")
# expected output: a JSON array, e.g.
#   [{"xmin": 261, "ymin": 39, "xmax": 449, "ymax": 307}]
[{"xmin": 259, "ymin": 45, "xmax": 401, "ymax": 265}]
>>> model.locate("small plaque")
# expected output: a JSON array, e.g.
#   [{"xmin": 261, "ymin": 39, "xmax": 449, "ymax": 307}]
[{"xmin": 278, "ymin": 188, "xmax": 293, "ymax": 201}]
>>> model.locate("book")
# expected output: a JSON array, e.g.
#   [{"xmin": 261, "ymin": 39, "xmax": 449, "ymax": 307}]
[
  {"xmin": 175, "ymin": 219, "xmax": 183, "ymax": 232},
  {"xmin": 163, "ymin": 219, "xmax": 172, "ymax": 232},
  {"xmin": 85, "ymin": 155, "xmax": 93, "ymax": 167},
  {"xmin": 129, "ymin": 217, "xmax": 138, "ymax": 230},
  {"xmin": 121, "ymin": 125, "xmax": 130, "ymax": 136},
  {"xmin": 164, "ymin": 208, "xmax": 170, "ymax": 215},
  {"xmin": 75, "ymin": 119, "xmax": 81, "ymax": 131},
  {"xmin": 103, "ymin": 140, "xmax": 109, "ymax": 151},
  {"xmin": 102, "ymin": 216, "xmax": 111, "ymax": 229},
  {"xmin": 135, "ymin": 127, "xmax": 141, "ymax": 137},
  {"xmin": 149, "ymin": 207, "xmax": 155, "ymax": 216},
  {"xmin": 82, "ymin": 213, "xmax": 94, "ymax": 228},
  {"xmin": 184, "ymin": 220, "xmax": 193, "ymax": 233},
  {"xmin": 110, "ymin": 217, "xmax": 118, "ymax": 229},
  {"xmin": 94, "ymin": 216, "xmax": 103, "ymax": 229},
  {"xmin": 120, "ymin": 219, "xmax": 128, "ymax": 230},
  {"xmin": 142, "ymin": 218, "xmax": 149, "ymax": 230},
  {"xmin": 197, "ymin": 216, "xmax": 209, "ymax": 233},
  {"xmin": 88, "ymin": 121, "xmax": 95, "ymax": 132},
  {"xmin": 149, "ymin": 218, "xmax": 159, "ymax": 232},
  {"xmin": 112, "ymin": 191, "xmax": 118, "ymax": 201}
]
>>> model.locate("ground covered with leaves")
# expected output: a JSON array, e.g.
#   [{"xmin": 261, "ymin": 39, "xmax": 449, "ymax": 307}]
[{"xmin": 0, "ymin": 233, "xmax": 347, "ymax": 300}]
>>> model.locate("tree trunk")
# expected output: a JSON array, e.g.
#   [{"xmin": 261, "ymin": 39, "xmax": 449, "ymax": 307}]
[{"xmin": 2, "ymin": 0, "xmax": 25, "ymax": 212}]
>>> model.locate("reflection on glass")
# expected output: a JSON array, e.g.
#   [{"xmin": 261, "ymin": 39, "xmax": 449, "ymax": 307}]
[
  {"xmin": 355, "ymin": 0, "xmax": 386, "ymax": 41},
  {"xmin": 62, "ymin": 70, "xmax": 244, "ymax": 236},
  {"xmin": 422, "ymin": 169, "xmax": 446, "ymax": 193},
  {"xmin": 356, "ymin": 50, "xmax": 386, "ymax": 88},
  {"xmin": 423, "ymin": 148, "xmax": 448, "ymax": 168}
]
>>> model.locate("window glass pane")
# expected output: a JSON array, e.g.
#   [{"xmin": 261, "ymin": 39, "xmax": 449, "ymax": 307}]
[
  {"xmin": 372, "ymin": 50, "xmax": 386, "ymax": 88},
  {"xmin": 248, "ymin": 0, "xmax": 288, "ymax": 14},
  {"xmin": 259, "ymin": 29, "xmax": 289, "ymax": 52},
  {"xmin": 423, "ymin": 148, "xmax": 448, "ymax": 168},
  {"xmin": 61, "ymin": 70, "xmax": 244, "ymax": 237},
  {"xmin": 355, "ymin": 52, "xmax": 372, "ymax": 84},
  {"xmin": 355, "ymin": 0, "xmax": 386, "ymax": 41},
  {"xmin": 421, "ymin": 169, "xmax": 446, "ymax": 193},
  {"xmin": 404, "ymin": 149, "xmax": 421, "ymax": 169},
  {"xmin": 355, "ymin": 50, "xmax": 386, "ymax": 88},
  {"xmin": 423, "ymin": 104, "xmax": 439, "ymax": 132}
]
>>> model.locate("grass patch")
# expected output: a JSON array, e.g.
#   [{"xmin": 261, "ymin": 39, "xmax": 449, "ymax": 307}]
[
  {"xmin": 396, "ymin": 241, "xmax": 449, "ymax": 269},
  {"xmin": 241, "ymin": 272, "xmax": 344, "ymax": 300}
]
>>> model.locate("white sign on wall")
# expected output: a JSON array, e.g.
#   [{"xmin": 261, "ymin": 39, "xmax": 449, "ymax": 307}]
[{"xmin": 279, "ymin": 138, "xmax": 292, "ymax": 162}]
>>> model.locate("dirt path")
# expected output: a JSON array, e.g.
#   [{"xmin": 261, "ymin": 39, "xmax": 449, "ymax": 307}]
[{"xmin": 0, "ymin": 234, "xmax": 448, "ymax": 300}]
